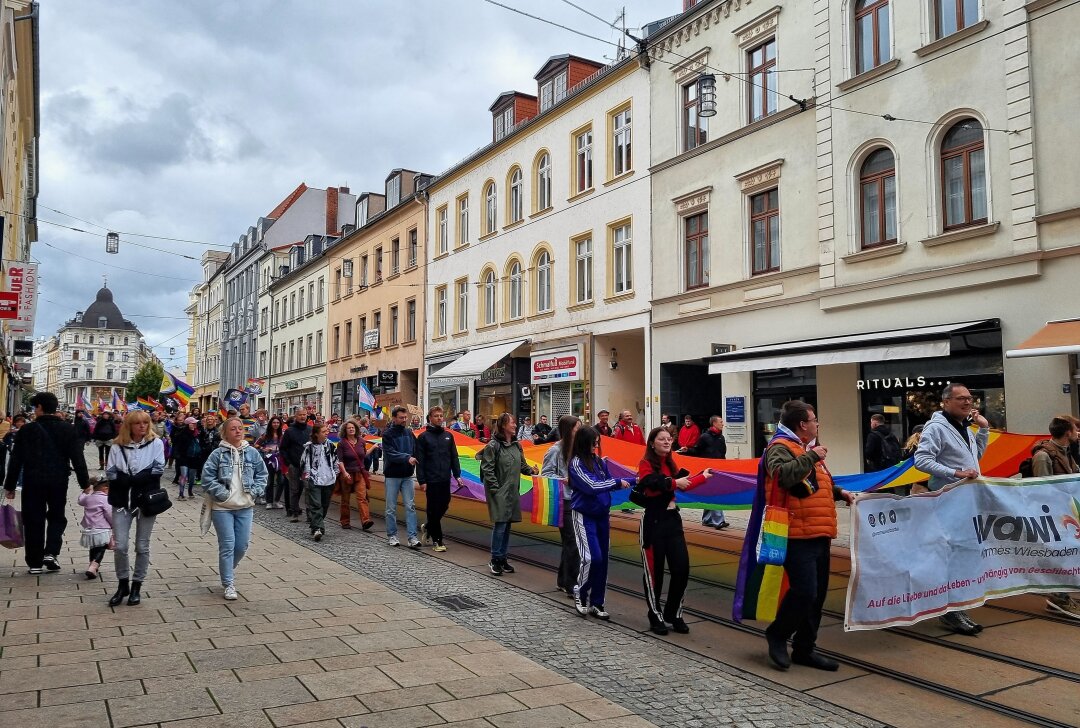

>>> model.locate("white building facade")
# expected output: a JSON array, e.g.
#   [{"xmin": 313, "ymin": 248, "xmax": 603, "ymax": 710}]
[
  {"xmin": 646, "ymin": 0, "xmax": 1080, "ymax": 471},
  {"xmin": 424, "ymin": 53, "xmax": 653, "ymax": 426}
]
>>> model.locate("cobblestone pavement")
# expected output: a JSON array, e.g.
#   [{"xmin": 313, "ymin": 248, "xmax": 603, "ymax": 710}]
[{"xmin": 253, "ymin": 507, "xmax": 882, "ymax": 728}]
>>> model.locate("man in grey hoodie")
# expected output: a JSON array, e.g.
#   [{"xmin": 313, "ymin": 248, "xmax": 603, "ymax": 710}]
[{"xmin": 913, "ymin": 382, "xmax": 989, "ymax": 636}]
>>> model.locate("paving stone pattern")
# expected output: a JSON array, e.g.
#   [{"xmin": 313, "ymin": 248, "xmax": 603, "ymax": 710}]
[{"xmin": 252, "ymin": 508, "xmax": 882, "ymax": 728}]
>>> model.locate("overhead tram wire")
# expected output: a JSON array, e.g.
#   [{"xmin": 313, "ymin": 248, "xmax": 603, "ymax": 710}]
[
  {"xmin": 38, "ymin": 241, "xmax": 200, "ymax": 283},
  {"xmin": 484, "ymin": 0, "xmax": 1021, "ymax": 134},
  {"xmin": 39, "ymin": 204, "xmax": 232, "ymax": 249}
]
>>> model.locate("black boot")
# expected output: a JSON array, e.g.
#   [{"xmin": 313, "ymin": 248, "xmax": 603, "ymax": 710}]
[
  {"xmin": 109, "ymin": 578, "xmax": 130, "ymax": 607},
  {"xmin": 648, "ymin": 612, "xmax": 668, "ymax": 635},
  {"xmin": 127, "ymin": 581, "xmax": 142, "ymax": 606}
]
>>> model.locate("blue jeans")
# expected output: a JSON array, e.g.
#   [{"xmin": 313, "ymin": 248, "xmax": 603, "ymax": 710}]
[
  {"xmin": 384, "ymin": 476, "xmax": 417, "ymax": 540},
  {"xmin": 702, "ymin": 509, "xmax": 726, "ymax": 526},
  {"xmin": 211, "ymin": 507, "xmax": 253, "ymax": 588},
  {"xmin": 491, "ymin": 521, "xmax": 512, "ymax": 560},
  {"xmin": 180, "ymin": 466, "xmax": 200, "ymax": 497}
]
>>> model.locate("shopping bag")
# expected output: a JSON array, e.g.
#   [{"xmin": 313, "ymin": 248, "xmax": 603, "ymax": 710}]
[
  {"xmin": 0, "ymin": 503, "xmax": 24, "ymax": 549},
  {"xmin": 755, "ymin": 504, "xmax": 789, "ymax": 566}
]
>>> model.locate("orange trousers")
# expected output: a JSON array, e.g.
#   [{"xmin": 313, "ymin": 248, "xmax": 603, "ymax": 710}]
[{"xmin": 335, "ymin": 470, "xmax": 371, "ymax": 527}]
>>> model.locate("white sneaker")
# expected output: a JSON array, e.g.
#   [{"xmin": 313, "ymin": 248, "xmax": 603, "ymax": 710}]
[
  {"xmin": 408, "ymin": 538, "xmax": 421, "ymax": 550},
  {"xmin": 388, "ymin": 535, "xmax": 400, "ymax": 547},
  {"xmin": 589, "ymin": 605, "xmax": 611, "ymax": 621},
  {"xmin": 574, "ymin": 594, "xmax": 588, "ymax": 616},
  {"xmin": 224, "ymin": 586, "xmax": 238, "ymax": 601},
  {"xmin": 265, "ymin": 503, "xmax": 273, "ymax": 510}
]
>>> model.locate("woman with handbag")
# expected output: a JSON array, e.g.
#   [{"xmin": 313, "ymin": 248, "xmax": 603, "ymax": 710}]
[
  {"xmin": 106, "ymin": 410, "xmax": 166, "ymax": 607},
  {"xmin": 255, "ymin": 416, "xmax": 286, "ymax": 510},
  {"xmin": 335, "ymin": 419, "xmax": 373, "ymax": 530},
  {"xmin": 634, "ymin": 427, "xmax": 711, "ymax": 635},
  {"xmin": 201, "ymin": 417, "xmax": 268, "ymax": 600}
]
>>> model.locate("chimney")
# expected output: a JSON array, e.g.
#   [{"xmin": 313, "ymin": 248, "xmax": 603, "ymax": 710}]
[
  {"xmin": 325, "ymin": 186, "xmax": 339, "ymax": 236},
  {"xmin": 339, "ymin": 186, "xmax": 349, "ymax": 194}
]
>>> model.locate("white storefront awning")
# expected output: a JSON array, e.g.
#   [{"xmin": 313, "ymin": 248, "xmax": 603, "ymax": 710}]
[
  {"xmin": 1005, "ymin": 319, "xmax": 1080, "ymax": 358},
  {"xmin": 706, "ymin": 320, "xmax": 995, "ymax": 375},
  {"xmin": 428, "ymin": 339, "xmax": 527, "ymax": 387}
]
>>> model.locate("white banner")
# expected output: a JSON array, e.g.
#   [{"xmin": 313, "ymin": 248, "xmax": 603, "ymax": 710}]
[{"xmin": 845, "ymin": 476, "xmax": 1080, "ymax": 631}]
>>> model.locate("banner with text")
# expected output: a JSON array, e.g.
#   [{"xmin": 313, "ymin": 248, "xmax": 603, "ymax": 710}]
[{"xmin": 846, "ymin": 476, "xmax": 1080, "ymax": 631}]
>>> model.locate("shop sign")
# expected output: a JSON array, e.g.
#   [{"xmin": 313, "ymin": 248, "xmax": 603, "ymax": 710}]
[
  {"xmin": 284, "ymin": 380, "xmax": 298, "ymax": 390},
  {"xmin": 6, "ymin": 262, "xmax": 37, "ymax": 334},
  {"xmin": 857, "ymin": 377, "xmax": 953, "ymax": 390},
  {"xmin": 378, "ymin": 370, "xmax": 398, "ymax": 388},
  {"xmin": 725, "ymin": 396, "xmax": 746, "ymax": 423},
  {"xmin": 12, "ymin": 339, "xmax": 32, "ymax": 357},
  {"xmin": 531, "ymin": 346, "xmax": 582, "ymax": 385},
  {"xmin": 0, "ymin": 293, "xmax": 18, "ymax": 319},
  {"xmin": 479, "ymin": 357, "xmax": 512, "ymax": 385}
]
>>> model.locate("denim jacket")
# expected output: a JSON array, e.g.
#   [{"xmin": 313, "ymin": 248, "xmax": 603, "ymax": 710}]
[{"xmin": 201, "ymin": 441, "xmax": 268, "ymax": 502}]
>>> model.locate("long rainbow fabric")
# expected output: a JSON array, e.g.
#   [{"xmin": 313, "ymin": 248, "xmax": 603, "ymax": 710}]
[{"xmin": 530, "ymin": 476, "xmax": 563, "ymax": 527}]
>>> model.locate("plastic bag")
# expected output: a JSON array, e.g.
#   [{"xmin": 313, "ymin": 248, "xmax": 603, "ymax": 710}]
[{"xmin": 0, "ymin": 503, "xmax": 24, "ymax": 549}]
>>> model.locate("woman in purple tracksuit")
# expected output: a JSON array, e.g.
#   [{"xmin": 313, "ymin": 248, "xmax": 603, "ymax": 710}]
[{"xmin": 567, "ymin": 426, "xmax": 633, "ymax": 621}]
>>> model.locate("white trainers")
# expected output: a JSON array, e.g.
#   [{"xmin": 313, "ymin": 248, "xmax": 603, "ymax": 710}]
[
  {"xmin": 224, "ymin": 586, "xmax": 238, "ymax": 601},
  {"xmin": 589, "ymin": 605, "xmax": 611, "ymax": 621},
  {"xmin": 408, "ymin": 538, "xmax": 421, "ymax": 550},
  {"xmin": 574, "ymin": 594, "xmax": 588, "ymax": 616},
  {"xmin": 388, "ymin": 535, "xmax": 400, "ymax": 547}
]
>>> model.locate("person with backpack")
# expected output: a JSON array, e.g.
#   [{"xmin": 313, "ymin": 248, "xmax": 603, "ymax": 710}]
[
  {"xmin": 93, "ymin": 411, "xmax": 119, "ymax": 470},
  {"xmin": 171, "ymin": 417, "xmax": 202, "ymax": 500},
  {"xmin": 300, "ymin": 423, "xmax": 340, "ymax": 542},
  {"xmin": 864, "ymin": 414, "xmax": 902, "ymax": 472},
  {"xmin": 3, "ymin": 392, "xmax": 90, "ymax": 574}
]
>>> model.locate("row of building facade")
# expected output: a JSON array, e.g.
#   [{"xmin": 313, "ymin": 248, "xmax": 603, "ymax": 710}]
[{"xmin": 187, "ymin": 0, "xmax": 1080, "ymax": 473}]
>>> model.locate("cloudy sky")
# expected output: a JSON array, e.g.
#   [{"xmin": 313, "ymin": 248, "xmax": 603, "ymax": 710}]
[{"xmin": 35, "ymin": 0, "xmax": 662, "ymax": 374}]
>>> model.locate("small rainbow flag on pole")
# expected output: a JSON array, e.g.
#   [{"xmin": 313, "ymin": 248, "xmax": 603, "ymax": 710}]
[
  {"xmin": 137, "ymin": 396, "xmax": 161, "ymax": 411},
  {"xmin": 529, "ymin": 476, "xmax": 564, "ymax": 527}
]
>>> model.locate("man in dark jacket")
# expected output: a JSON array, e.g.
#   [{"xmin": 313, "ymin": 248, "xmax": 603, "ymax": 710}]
[
  {"xmin": 416, "ymin": 406, "xmax": 463, "ymax": 552},
  {"xmin": 864, "ymin": 414, "xmax": 901, "ymax": 472},
  {"xmin": 382, "ymin": 406, "xmax": 419, "ymax": 548},
  {"xmin": 4, "ymin": 392, "xmax": 90, "ymax": 574},
  {"xmin": 681, "ymin": 415, "xmax": 728, "ymax": 529},
  {"xmin": 73, "ymin": 410, "xmax": 93, "ymax": 447},
  {"xmin": 281, "ymin": 408, "xmax": 311, "ymax": 521}
]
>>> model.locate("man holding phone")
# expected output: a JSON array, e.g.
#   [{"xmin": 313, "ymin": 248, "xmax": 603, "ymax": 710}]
[{"xmin": 914, "ymin": 382, "xmax": 989, "ymax": 636}]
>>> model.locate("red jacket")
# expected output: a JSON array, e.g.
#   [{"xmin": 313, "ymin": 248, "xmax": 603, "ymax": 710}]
[
  {"xmin": 677, "ymin": 423, "xmax": 701, "ymax": 449},
  {"xmin": 613, "ymin": 422, "xmax": 645, "ymax": 445}
]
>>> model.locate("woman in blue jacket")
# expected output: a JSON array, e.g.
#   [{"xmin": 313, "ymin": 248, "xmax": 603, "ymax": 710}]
[{"xmin": 567, "ymin": 426, "xmax": 632, "ymax": 620}]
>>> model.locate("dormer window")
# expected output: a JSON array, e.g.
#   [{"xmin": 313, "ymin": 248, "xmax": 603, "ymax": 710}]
[
  {"xmin": 357, "ymin": 197, "xmax": 369, "ymax": 227},
  {"xmin": 98, "ymin": 316, "xmax": 108, "ymax": 329},
  {"xmin": 290, "ymin": 245, "xmax": 305, "ymax": 269},
  {"xmin": 539, "ymin": 71, "xmax": 567, "ymax": 112},
  {"xmin": 495, "ymin": 106, "xmax": 514, "ymax": 141},
  {"xmin": 387, "ymin": 175, "xmax": 401, "ymax": 208}
]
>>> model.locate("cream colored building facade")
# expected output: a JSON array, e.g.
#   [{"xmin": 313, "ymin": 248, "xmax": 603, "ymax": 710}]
[
  {"xmin": 424, "ymin": 53, "xmax": 653, "ymax": 427},
  {"xmin": 262, "ymin": 236, "xmax": 330, "ymax": 415},
  {"xmin": 647, "ymin": 0, "xmax": 1080, "ymax": 471},
  {"xmin": 327, "ymin": 171, "xmax": 429, "ymax": 419},
  {"xmin": 192, "ymin": 251, "xmax": 228, "ymax": 412}
]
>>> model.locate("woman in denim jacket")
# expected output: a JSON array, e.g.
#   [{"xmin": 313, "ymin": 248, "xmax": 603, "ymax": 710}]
[{"xmin": 200, "ymin": 417, "xmax": 267, "ymax": 601}]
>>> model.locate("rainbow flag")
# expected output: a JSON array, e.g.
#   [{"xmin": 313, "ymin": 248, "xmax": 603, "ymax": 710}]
[
  {"xmin": 217, "ymin": 406, "xmax": 228, "ymax": 421},
  {"xmin": 111, "ymin": 390, "xmax": 123, "ymax": 413},
  {"xmin": 160, "ymin": 372, "xmax": 195, "ymax": 407},
  {"xmin": 137, "ymin": 396, "xmax": 161, "ymax": 410},
  {"xmin": 529, "ymin": 476, "xmax": 563, "ymax": 527}
]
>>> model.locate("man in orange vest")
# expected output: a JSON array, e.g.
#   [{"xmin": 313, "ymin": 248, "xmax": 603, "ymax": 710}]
[{"xmin": 763, "ymin": 400, "xmax": 853, "ymax": 671}]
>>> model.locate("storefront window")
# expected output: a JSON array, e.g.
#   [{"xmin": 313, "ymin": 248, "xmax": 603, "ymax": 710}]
[{"xmin": 753, "ymin": 368, "xmax": 818, "ymax": 456}]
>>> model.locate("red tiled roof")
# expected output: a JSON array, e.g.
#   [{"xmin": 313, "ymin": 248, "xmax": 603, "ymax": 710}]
[{"xmin": 266, "ymin": 182, "xmax": 308, "ymax": 219}]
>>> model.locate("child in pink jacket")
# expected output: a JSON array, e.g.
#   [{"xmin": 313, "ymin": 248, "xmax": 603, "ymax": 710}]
[{"xmin": 78, "ymin": 477, "xmax": 112, "ymax": 579}]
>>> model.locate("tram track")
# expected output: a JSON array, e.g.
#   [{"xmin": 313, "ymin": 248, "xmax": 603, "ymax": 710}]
[{"xmin": 377, "ymin": 496, "xmax": 1078, "ymax": 728}]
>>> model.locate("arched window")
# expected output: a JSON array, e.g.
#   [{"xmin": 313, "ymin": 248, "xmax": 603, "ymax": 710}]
[
  {"xmin": 537, "ymin": 154, "xmax": 552, "ymax": 211},
  {"xmin": 509, "ymin": 168, "xmax": 523, "ymax": 223},
  {"xmin": 854, "ymin": 0, "xmax": 890, "ymax": 75},
  {"xmin": 508, "ymin": 261, "xmax": 523, "ymax": 319},
  {"xmin": 485, "ymin": 181, "xmax": 498, "ymax": 235},
  {"xmin": 941, "ymin": 119, "xmax": 986, "ymax": 230},
  {"xmin": 859, "ymin": 148, "xmax": 897, "ymax": 248},
  {"xmin": 535, "ymin": 251, "xmax": 552, "ymax": 313},
  {"xmin": 483, "ymin": 269, "xmax": 497, "ymax": 326}
]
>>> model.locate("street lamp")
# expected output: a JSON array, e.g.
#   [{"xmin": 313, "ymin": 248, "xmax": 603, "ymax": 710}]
[
  {"xmin": 106, "ymin": 232, "xmax": 120, "ymax": 254},
  {"xmin": 697, "ymin": 73, "xmax": 717, "ymax": 117}
]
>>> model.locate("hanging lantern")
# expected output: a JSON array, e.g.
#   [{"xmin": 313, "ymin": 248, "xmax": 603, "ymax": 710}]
[
  {"xmin": 697, "ymin": 73, "xmax": 717, "ymax": 117},
  {"xmin": 342, "ymin": 259, "xmax": 353, "ymax": 278},
  {"xmin": 169, "ymin": 347, "xmax": 176, "ymax": 356},
  {"xmin": 106, "ymin": 232, "xmax": 120, "ymax": 254}
]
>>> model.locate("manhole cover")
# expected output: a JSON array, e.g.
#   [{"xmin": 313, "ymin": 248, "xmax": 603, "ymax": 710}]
[{"xmin": 431, "ymin": 594, "xmax": 486, "ymax": 612}]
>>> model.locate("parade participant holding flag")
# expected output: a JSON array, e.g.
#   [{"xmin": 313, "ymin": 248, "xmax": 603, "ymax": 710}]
[{"xmin": 759, "ymin": 401, "xmax": 852, "ymax": 672}]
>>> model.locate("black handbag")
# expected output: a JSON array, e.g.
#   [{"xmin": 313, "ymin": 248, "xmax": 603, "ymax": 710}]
[{"xmin": 137, "ymin": 486, "xmax": 172, "ymax": 517}]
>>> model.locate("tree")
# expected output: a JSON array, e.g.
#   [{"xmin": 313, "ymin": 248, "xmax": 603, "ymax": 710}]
[{"xmin": 126, "ymin": 360, "xmax": 165, "ymax": 401}]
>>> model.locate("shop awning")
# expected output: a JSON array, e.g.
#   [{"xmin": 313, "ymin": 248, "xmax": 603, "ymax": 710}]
[
  {"xmin": 706, "ymin": 320, "xmax": 996, "ymax": 375},
  {"xmin": 1005, "ymin": 319, "xmax": 1080, "ymax": 359},
  {"xmin": 428, "ymin": 339, "xmax": 527, "ymax": 386}
]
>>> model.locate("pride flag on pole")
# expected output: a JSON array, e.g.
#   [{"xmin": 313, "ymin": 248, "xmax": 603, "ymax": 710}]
[
  {"xmin": 160, "ymin": 371, "xmax": 195, "ymax": 408},
  {"xmin": 529, "ymin": 476, "xmax": 564, "ymax": 527},
  {"xmin": 357, "ymin": 382, "xmax": 376, "ymax": 413}
]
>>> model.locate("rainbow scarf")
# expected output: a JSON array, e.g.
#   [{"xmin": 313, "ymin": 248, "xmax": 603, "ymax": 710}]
[
  {"xmin": 530, "ymin": 476, "xmax": 563, "ymax": 527},
  {"xmin": 733, "ymin": 430, "xmax": 800, "ymax": 623}
]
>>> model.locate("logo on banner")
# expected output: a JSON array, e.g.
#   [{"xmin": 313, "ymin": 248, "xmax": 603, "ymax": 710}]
[{"xmin": 223, "ymin": 388, "xmax": 248, "ymax": 407}]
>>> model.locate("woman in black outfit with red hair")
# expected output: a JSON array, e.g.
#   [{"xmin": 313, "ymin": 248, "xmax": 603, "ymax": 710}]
[{"xmin": 633, "ymin": 426, "xmax": 711, "ymax": 635}]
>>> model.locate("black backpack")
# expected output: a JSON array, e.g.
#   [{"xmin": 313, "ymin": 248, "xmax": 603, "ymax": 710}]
[{"xmin": 1017, "ymin": 458, "xmax": 1035, "ymax": 478}]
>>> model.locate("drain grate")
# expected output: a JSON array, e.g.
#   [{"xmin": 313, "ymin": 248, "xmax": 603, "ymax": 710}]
[{"xmin": 431, "ymin": 594, "xmax": 486, "ymax": 612}]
